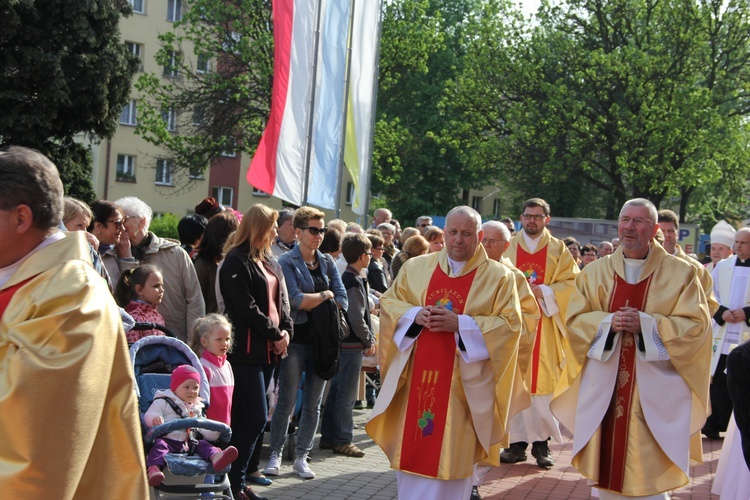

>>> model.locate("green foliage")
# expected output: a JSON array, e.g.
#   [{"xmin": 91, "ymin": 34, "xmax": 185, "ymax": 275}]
[
  {"xmin": 443, "ymin": 0, "xmax": 750, "ymax": 223},
  {"xmin": 150, "ymin": 213, "xmax": 180, "ymax": 240},
  {"xmin": 135, "ymin": 0, "xmax": 273, "ymax": 184},
  {"xmin": 0, "ymin": 0, "xmax": 138, "ymax": 195}
]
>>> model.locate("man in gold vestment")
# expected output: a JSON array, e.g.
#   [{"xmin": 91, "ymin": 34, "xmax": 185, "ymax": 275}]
[
  {"xmin": 551, "ymin": 198, "xmax": 711, "ymax": 499},
  {"xmin": 0, "ymin": 147, "xmax": 148, "ymax": 499},
  {"xmin": 366, "ymin": 206, "xmax": 527, "ymax": 500},
  {"xmin": 502, "ymin": 198, "xmax": 580, "ymax": 468}
]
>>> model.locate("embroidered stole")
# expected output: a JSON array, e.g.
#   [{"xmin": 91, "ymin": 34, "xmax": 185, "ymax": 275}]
[
  {"xmin": 515, "ymin": 244, "xmax": 547, "ymax": 393},
  {"xmin": 399, "ymin": 264, "xmax": 478, "ymax": 477},
  {"xmin": 598, "ymin": 273, "xmax": 653, "ymax": 493}
]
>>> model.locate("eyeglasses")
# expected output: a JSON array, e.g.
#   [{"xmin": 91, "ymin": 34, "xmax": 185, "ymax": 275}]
[
  {"xmin": 521, "ymin": 214, "xmax": 546, "ymax": 221},
  {"xmin": 106, "ymin": 219, "xmax": 125, "ymax": 228},
  {"xmin": 373, "ymin": 247, "xmax": 385, "ymax": 251},
  {"xmin": 419, "ymin": 223, "xmax": 431, "ymax": 227},
  {"xmin": 299, "ymin": 226, "xmax": 327, "ymax": 236},
  {"xmin": 482, "ymin": 238, "xmax": 501, "ymax": 246},
  {"xmin": 365, "ymin": 252, "xmax": 373, "ymax": 256},
  {"xmin": 618, "ymin": 216, "xmax": 653, "ymax": 226}
]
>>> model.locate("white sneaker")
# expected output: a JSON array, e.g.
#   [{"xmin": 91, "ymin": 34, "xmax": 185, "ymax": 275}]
[
  {"xmin": 263, "ymin": 451, "xmax": 281, "ymax": 476},
  {"xmin": 293, "ymin": 454, "xmax": 315, "ymax": 479}
]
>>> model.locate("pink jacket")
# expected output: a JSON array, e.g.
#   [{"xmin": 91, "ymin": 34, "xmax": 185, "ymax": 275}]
[
  {"xmin": 125, "ymin": 300, "xmax": 165, "ymax": 343},
  {"xmin": 200, "ymin": 351, "xmax": 234, "ymax": 425}
]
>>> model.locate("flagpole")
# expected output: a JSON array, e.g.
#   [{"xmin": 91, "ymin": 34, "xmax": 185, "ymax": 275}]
[
  {"xmin": 334, "ymin": 0, "xmax": 356, "ymax": 219},
  {"xmin": 359, "ymin": 0, "xmax": 384, "ymax": 226},
  {"xmin": 302, "ymin": 0, "xmax": 325, "ymax": 206}
]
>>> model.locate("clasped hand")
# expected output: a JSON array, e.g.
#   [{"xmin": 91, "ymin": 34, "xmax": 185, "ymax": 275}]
[
  {"xmin": 415, "ymin": 305, "xmax": 459, "ymax": 332},
  {"xmin": 722, "ymin": 308, "xmax": 747, "ymax": 324},
  {"xmin": 612, "ymin": 306, "xmax": 641, "ymax": 333},
  {"xmin": 273, "ymin": 330, "xmax": 290, "ymax": 356}
]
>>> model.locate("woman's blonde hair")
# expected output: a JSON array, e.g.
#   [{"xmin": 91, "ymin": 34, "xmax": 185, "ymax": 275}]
[
  {"xmin": 402, "ymin": 234, "xmax": 429, "ymax": 259},
  {"xmin": 224, "ymin": 203, "xmax": 278, "ymax": 261},
  {"xmin": 189, "ymin": 313, "xmax": 234, "ymax": 357},
  {"xmin": 63, "ymin": 197, "xmax": 93, "ymax": 225}
]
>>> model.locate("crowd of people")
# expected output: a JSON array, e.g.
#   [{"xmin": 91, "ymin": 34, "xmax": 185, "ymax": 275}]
[{"xmin": 2, "ymin": 146, "xmax": 750, "ymax": 500}]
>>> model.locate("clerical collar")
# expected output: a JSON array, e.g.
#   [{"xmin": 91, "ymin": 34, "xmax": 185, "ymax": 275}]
[
  {"xmin": 276, "ymin": 237, "xmax": 296, "ymax": 251},
  {"xmin": 447, "ymin": 256, "xmax": 467, "ymax": 276},
  {"xmin": 522, "ymin": 231, "xmax": 543, "ymax": 252},
  {"xmin": 736, "ymin": 257, "xmax": 750, "ymax": 267}
]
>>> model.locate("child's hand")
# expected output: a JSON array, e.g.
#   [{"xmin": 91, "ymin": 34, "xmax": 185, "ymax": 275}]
[{"xmin": 151, "ymin": 416, "xmax": 164, "ymax": 427}]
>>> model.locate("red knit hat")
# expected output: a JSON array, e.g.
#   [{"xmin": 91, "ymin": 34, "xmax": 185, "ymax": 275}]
[{"xmin": 170, "ymin": 365, "xmax": 201, "ymax": 392}]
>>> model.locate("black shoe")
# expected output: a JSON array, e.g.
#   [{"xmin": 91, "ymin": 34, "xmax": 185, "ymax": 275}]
[
  {"xmin": 531, "ymin": 441, "xmax": 554, "ymax": 468},
  {"xmin": 235, "ymin": 485, "xmax": 268, "ymax": 500},
  {"xmin": 470, "ymin": 485, "xmax": 482, "ymax": 499},
  {"xmin": 500, "ymin": 443, "xmax": 527, "ymax": 463}
]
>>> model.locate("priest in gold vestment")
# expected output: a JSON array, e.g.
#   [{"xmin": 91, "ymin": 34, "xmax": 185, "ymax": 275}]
[
  {"xmin": 551, "ymin": 198, "xmax": 712, "ymax": 499},
  {"xmin": 367, "ymin": 206, "xmax": 528, "ymax": 500},
  {"xmin": 0, "ymin": 147, "xmax": 148, "ymax": 499}
]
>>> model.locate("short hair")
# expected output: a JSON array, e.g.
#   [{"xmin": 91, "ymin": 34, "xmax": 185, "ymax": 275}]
[
  {"xmin": 657, "ymin": 209, "xmax": 679, "ymax": 229},
  {"xmin": 346, "ymin": 222, "xmax": 363, "ymax": 233},
  {"xmin": 446, "ymin": 205, "xmax": 482, "ymax": 232},
  {"xmin": 225, "ymin": 203, "xmax": 278, "ymax": 261},
  {"xmin": 416, "ymin": 216, "xmax": 433, "ymax": 226},
  {"xmin": 115, "ymin": 196, "xmax": 153, "ymax": 230},
  {"xmin": 277, "ymin": 208, "xmax": 295, "ymax": 226},
  {"xmin": 399, "ymin": 227, "xmax": 420, "ymax": 244},
  {"xmin": 196, "ymin": 211, "xmax": 239, "ymax": 262},
  {"xmin": 327, "ymin": 219, "xmax": 347, "ymax": 234},
  {"xmin": 522, "ymin": 198, "xmax": 550, "ymax": 216},
  {"xmin": 620, "ymin": 198, "xmax": 657, "ymax": 224},
  {"xmin": 581, "ymin": 243, "xmax": 598, "ymax": 256},
  {"xmin": 482, "ymin": 220, "xmax": 510, "ymax": 242},
  {"xmin": 500, "ymin": 217, "xmax": 514, "ymax": 225},
  {"xmin": 63, "ymin": 197, "xmax": 93, "ymax": 225},
  {"xmin": 598, "ymin": 241, "xmax": 613, "ymax": 252},
  {"xmin": 424, "ymin": 226, "xmax": 444, "ymax": 242},
  {"xmin": 374, "ymin": 208, "xmax": 392, "ymax": 219},
  {"xmin": 377, "ymin": 222, "xmax": 395, "ymax": 234},
  {"xmin": 367, "ymin": 234, "xmax": 384, "ymax": 250},
  {"xmin": 342, "ymin": 233, "xmax": 371, "ymax": 264},
  {"xmin": 0, "ymin": 146, "xmax": 63, "ymax": 230},
  {"xmin": 563, "ymin": 237, "xmax": 581, "ymax": 250},
  {"xmin": 177, "ymin": 214, "xmax": 208, "ymax": 246},
  {"xmin": 293, "ymin": 206, "xmax": 325, "ymax": 229},
  {"xmin": 88, "ymin": 200, "xmax": 122, "ymax": 231},
  {"xmin": 319, "ymin": 228, "xmax": 343, "ymax": 254}
]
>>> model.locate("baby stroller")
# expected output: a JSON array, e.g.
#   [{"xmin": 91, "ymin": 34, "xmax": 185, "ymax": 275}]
[{"xmin": 130, "ymin": 325, "xmax": 234, "ymax": 499}]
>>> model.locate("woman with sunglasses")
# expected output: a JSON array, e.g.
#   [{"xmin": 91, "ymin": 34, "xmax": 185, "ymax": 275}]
[
  {"xmin": 263, "ymin": 206, "xmax": 347, "ymax": 480},
  {"xmin": 88, "ymin": 200, "xmax": 133, "ymax": 288}
]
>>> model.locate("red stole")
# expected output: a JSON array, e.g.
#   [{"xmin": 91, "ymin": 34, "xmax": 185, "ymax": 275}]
[
  {"xmin": 0, "ymin": 277, "xmax": 35, "ymax": 319},
  {"xmin": 399, "ymin": 264, "xmax": 478, "ymax": 477},
  {"xmin": 515, "ymin": 244, "xmax": 547, "ymax": 393},
  {"xmin": 598, "ymin": 273, "xmax": 653, "ymax": 493}
]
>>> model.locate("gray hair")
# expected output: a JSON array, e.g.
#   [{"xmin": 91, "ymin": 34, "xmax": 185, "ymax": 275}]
[
  {"xmin": 374, "ymin": 207, "xmax": 392, "ymax": 219},
  {"xmin": 377, "ymin": 222, "xmax": 396, "ymax": 233},
  {"xmin": 446, "ymin": 206, "xmax": 482, "ymax": 232},
  {"xmin": 0, "ymin": 146, "xmax": 63, "ymax": 230},
  {"xmin": 277, "ymin": 208, "xmax": 295, "ymax": 226},
  {"xmin": 482, "ymin": 220, "xmax": 510, "ymax": 242},
  {"xmin": 620, "ymin": 198, "xmax": 657, "ymax": 224},
  {"xmin": 416, "ymin": 215, "xmax": 433, "ymax": 226},
  {"xmin": 115, "ymin": 196, "xmax": 153, "ymax": 230}
]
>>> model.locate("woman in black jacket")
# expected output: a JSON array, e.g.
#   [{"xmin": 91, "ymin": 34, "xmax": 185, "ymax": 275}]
[{"xmin": 219, "ymin": 203, "xmax": 292, "ymax": 500}]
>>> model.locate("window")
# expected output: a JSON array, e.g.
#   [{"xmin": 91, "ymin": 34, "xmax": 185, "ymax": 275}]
[
  {"xmin": 189, "ymin": 166, "xmax": 205, "ymax": 179},
  {"xmin": 213, "ymin": 186, "xmax": 233, "ymax": 206},
  {"xmin": 161, "ymin": 108, "xmax": 176, "ymax": 131},
  {"xmin": 221, "ymin": 138, "xmax": 237, "ymax": 157},
  {"xmin": 116, "ymin": 155, "xmax": 135, "ymax": 180},
  {"xmin": 471, "ymin": 196, "xmax": 482, "ymax": 212},
  {"xmin": 345, "ymin": 182, "xmax": 354, "ymax": 206},
  {"xmin": 192, "ymin": 106, "xmax": 206, "ymax": 126},
  {"xmin": 252, "ymin": 187, "xmax": 270, "ymax": 197},
  {"xmin": 129, "ymin": 0, "xmax": 144, "ymax": 14},
  {"xmin": 163, "ymin": 51, "xmax": 180, "ymax": 78},
  {"xmin": 125, "ymin": 42, "xmax": 143, "ymax": 64},
  {"xmin": 167, "ymin": 0, "xmax": 182, "ymax": 21},
  {"xmin": 119, "ymin": 99, "xmax": 137, "ymax": 125},
  {"xmin": 493, "ymin": 199, "xmax": 502, "ymax": 218},
  {"xmin": 155, "ymin": 159, "xmax": 174, "ymax": 185},
  {"xmin": 196, "ymin": 53, "xmax": 210, "ymax": 74}
]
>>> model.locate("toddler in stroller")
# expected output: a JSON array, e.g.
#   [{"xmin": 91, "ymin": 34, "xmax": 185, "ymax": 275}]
[{"xmin": 145, "ymin": 364, "xmax": 238, "ymax": 486}]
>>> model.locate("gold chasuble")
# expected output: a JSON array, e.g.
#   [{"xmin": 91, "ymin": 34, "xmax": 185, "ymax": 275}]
[
  {"xmin": 505, "ymin": 229, "xmax": 580, "ymax": 395},
  {"xmin": 553, "ymin": 244, "xmax": 712, "ymax": 497},
  {"xmin": 0, "ymin": 232, "xmax": 148, "ymax": 499},
  {"xmin": 367, "ymin": 247, "xmax": 528, "ymax": 480}
]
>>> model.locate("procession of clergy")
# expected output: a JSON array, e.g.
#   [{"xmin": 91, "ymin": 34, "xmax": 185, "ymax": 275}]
[{"xmin": 368, "ymin": 196, "xmax": 750, "ymax": 500}]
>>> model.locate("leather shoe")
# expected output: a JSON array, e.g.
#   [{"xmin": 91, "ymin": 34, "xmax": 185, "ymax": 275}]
[
  {"xmin": 235, "ymin": 486, "xmax": 268, "ymax": 500},
  {"xmin": 470, "ymin": 485, "xmax": 482, "ymax": 499},
  {"xmin": 500, "ymin": 443, "xmax": 527, "ymax": 463},
  {"xmin": 531, "ymin": 441, "xmax": 554, "ymax": 468}
]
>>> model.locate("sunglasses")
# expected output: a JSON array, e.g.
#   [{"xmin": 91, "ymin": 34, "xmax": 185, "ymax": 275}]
[
  {"xmin": 299, "ymin": 226, "xmax": 327, "ymax": 236},
  {"xmin": 106, "ymin": 219, "xmax": 125, "ymax": 229},
  {"xmin": 419, "ymin": 223, "xmax": 431, "ymax": 227}
]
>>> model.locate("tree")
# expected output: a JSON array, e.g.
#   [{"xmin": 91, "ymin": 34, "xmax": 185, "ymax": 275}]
[
  {"xmin": 134, "ymin": 0, "xmax": 273, "ymax": 184},
  {"xmin": 0, "ymin": 0, "xmax": 139, "ymax": 202},
  {"xmin": 445, "ymin": 0, "xmax": 750, "ymax": 223}
]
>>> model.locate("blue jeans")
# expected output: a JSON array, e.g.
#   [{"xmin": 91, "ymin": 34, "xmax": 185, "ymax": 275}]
[
  {"xmin": 268, "ymin": 343, "xmax": 327, "ymax": 457},
  {"xmin": 321, "ymin": 348, "xmax": 363, "ymax": 446}
]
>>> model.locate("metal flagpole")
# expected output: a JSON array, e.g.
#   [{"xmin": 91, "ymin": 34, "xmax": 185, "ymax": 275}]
[
  {"xmin": 334, "ymin": 0, "xmax": 356, "ymax": 219},
  {"xmin": 358, "ymin": 0, "xmax": 384, "ymax": 226},
  {"xmin": 301, "ymin": 0, "xmax": 325, "ymax": 206}
]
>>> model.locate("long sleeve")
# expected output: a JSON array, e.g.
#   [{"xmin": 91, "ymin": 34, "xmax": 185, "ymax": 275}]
[{"xmin": 345, "ymin": 283, "xmax": 374, "ymax": 347}]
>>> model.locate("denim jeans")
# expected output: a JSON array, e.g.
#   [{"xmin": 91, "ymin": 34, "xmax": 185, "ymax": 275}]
[
  {"xmin": 268, "ymin": 343, "xmax": 328, "ymax": 457},
  {"xmin": 321, "ymin": 348, "xmax": 363, "ymax": 446}
]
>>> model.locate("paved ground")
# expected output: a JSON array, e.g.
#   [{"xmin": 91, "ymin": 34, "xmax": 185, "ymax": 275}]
[{"xmin": 249, "ymin": 408, "xmax": 724, "ymax": 499}]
